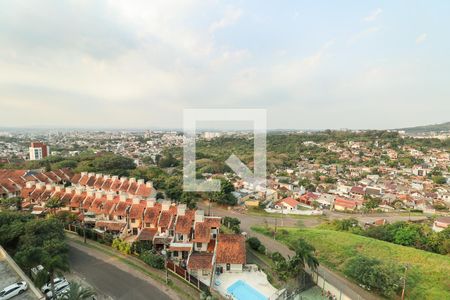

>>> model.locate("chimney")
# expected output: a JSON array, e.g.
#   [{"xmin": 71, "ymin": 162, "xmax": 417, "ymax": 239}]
[
  {"xmin": 137, "ymin": 179, "xmax": 145, "ymax": 185},
  {"xmin": 177, "ymin": 204, "xmax": 187, "ymax": 216},
  {"xmin": 65, "ymin": 187, "xmax": 74, "ymax": 194},
  {"xmin": 55, "ymin": 185, "xmax": 63, "ymax": 192},
  {"xmin": 45, "ymin": 184, "xmax": 54, "ymax": 191},
  {"xmin": 147, "ymin": 199, "xmax": 155, "ymax": 207},
  {"xmin": 120, "ymin": 193, "xmax": 128, "ymax": 202},
  {"xmin": 95, "ymin": 191, "xmax": 104, "ymax": 199},
  {"xmin": 75, "ymin": 187, "xmax": 84, "ymax": 195},
  {"xmin": 112, "ymin": 175, "xmax": 119, "ymax": 181},
  {"xmin": 162, "ymin": 200, "xmax": 171, "ymax": 211},
  {"xmin": 26, "ymin": 181, "xmax": 36, "ymax": 188},
  {"xmin": 146, "ymin": 181, "xmax": 153, "ymax": 188},
  {"xmin": 120, "ymin": 177, "xmax": 127, "ymax": 183},
  {"xmin": 87, "ymin": 190, "xmax": 95, "ymax": 197},
  {"xmin": 81, "ymin": 172, "xmax": 88, "ymax": 177},
  {"xmin": 107, "ymin": 191, "xmax": 115, "ymax": 200},
  {"xmin": 88, "ymin": 172, "xmax": 95, "ymax": 177},
  {"xmin": 132, "ymin": 197, "xmax": 140, "ymax": 205},
  {"xmin": 129, "ymin": 178, "xmax": 136, "ymax": 183},
  {"xmin": 103, "ymin": 174, "xmax": 110, "ymax": 180},
  {"xmin": 195, "ymin": 210, "xmax": 204, "ymax": 223},
  {"xmin": 36, "ymin": 182, "xmax": 45, "ymax": 190},
  {"xmin": 95, "ymin": 173, "xmax": 103, "ymax": 178}
]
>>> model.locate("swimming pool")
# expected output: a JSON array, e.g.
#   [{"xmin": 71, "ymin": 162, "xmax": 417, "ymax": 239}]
[{"xmin": 226, "ymin": 279, "xmax": 267, "ymax": 300}]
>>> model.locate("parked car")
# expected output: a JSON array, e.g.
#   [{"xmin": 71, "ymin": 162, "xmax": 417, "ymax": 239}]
[
  {"xmin": 41, "ymin": 277, "xmax": 68, "ymax": 294},
  {"xmin": 0, "ymin": 281, "xmax": 28, "ymax": 300},
  {"xmin": 45, "ymin": 281, "xmax": 70, "ymax": 299}
]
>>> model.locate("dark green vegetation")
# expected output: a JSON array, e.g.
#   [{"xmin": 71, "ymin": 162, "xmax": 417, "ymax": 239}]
[
  {"xmin": 252, "ymin": 226, "xmax": 450, "ymax": 299},
  {"xmin": 247, "ymin": 236, "xmax": 318, "ymax": 289},
  {"xmin": 322, "ymin": 218, "xmax": 450, "ymax": 255},
  {"xmin": 0, "ymin": 211, "xmax": 69, "ymax": 290},
  {"xmin": 163, "ymin": 131, "xmax": 449, "ymax": 172},
  {"xmin": 0, "ymin": 150, "xmax": 136, "ymax": 177},
  {"xmin": 399, "ymin": 121, "xmax": 450, "ymax": 134}
]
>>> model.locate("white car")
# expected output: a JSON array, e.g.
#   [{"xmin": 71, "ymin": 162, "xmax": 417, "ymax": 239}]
[
  {"xmin": 41, "ymin": 277, "xmax": 68, "ymax": 294},
  {"xmin": 45, "ymin": 281, "xmax": 70, "ymax": 299},
  {"xmin": 0, "ymin": 281, "xmax": 28, "ymax": 300}
]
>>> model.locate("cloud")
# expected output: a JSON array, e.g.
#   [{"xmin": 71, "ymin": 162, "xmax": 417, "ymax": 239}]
[
  {"xmin": 416, "ymin": 33, "xmax": 428, "ymax": 44},
  {"xmin": 349, "ymin": 26, "xmax": 380, "ymax": 44},
  {"xmin": 209, "ymin": 8, "xmax": 243, "ymax": 33},
  {"xmin": 363, "ymin": 8, "xmax": 382, "ymax": 22}
]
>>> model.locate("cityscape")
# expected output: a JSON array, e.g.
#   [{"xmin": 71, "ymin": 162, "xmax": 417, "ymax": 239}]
[{"xmin": 1, "ymin": 1, "xmax": 449, "ymax": 300}]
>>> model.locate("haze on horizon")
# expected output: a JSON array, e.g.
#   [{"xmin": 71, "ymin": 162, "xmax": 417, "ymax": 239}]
[{"xmin": 0, "ymin": 1, "xmax": 449, "ymax": 130}]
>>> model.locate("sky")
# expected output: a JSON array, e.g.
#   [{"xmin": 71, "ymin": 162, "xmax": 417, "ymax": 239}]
[{"xmin": 0, "ymin": 0, "xmax": 449, "ymax": 130}]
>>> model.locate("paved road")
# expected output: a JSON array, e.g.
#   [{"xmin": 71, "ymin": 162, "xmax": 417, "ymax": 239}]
[{"xmin": 69, "ymin": 244, "xmax": 172, "ymax": 300}]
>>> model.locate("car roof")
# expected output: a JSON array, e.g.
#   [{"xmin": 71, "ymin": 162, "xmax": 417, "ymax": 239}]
[{"xmin": 1, "ymin": 283, "xmax": 20, "ymax": 292}]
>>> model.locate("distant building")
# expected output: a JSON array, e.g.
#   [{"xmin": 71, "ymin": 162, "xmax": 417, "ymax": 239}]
[{"xmin": 29, "ymin": 142, "xmax": 50, "ymax": 160}]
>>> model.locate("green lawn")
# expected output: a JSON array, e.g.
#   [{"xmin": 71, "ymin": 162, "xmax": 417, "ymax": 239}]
[{"xmin": 252, "ymin": 226, "xmax": 450, "ymax": 300}]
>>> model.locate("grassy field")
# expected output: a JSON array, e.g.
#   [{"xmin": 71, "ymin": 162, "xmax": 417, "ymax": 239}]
[{"xmin": 252, "ymin": 226, "xmax": 450, "ymax": 300}]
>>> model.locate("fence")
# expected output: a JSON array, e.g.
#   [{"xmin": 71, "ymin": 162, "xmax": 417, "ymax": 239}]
[{"xmin": 166, "ymin": 260, "xmax": 210, "ymax": 293}]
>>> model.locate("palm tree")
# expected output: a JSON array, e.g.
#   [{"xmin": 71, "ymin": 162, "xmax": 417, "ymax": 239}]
[
  {"xmin": 60, "ymin": 282, "xmax": 96, "ymax": 300},
  {"xmin": 288, "ymin": 239, "xmax": 319, "ymax": 288}
]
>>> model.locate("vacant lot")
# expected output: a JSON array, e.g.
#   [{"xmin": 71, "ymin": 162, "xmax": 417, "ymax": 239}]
[{"xmin": 252, "ymin": 226, "xmax": 450, "ymax": 300}]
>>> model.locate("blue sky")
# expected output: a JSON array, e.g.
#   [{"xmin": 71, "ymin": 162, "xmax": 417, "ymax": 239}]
[{"xmin": 0, "ymin": 0, "xmax": 449, "ymax": 129}]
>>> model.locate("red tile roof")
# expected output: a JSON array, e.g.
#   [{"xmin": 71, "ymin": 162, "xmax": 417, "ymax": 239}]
[
  {"xmin": 277, "ymin": 197, "xmax": 300, "ymax": 208},
  {"xmin": 187, "ymin": 253, "xmax": 213, "ymax": 270},
  {"xmin": 193, "ymin": 222, "xmax": 211, "ymax": 243},
  {"xmin": 137, "ymin": 228, "xmax": 158, "ymax": 241},
  {"xmin": 215, "ymin": 234, "xmax": 246, "ymax": 264}
]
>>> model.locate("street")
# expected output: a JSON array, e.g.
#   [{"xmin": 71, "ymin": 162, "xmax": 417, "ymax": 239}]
[{"xmin": 69, "ymin": 243, "xmax": 173, "ymax": 300}]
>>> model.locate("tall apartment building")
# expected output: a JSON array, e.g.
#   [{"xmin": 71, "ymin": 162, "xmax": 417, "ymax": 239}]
[{"xmin": 29, "ymin": 142, "xmax": 50, "ymax": 160}]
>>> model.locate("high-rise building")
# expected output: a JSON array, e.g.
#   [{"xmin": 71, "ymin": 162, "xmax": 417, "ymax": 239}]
[{"xmin": 29, "ymin": 142, "xmax": 50, "ymax": 160}]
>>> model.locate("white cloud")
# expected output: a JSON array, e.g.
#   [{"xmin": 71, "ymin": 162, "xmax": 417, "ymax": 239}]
[
  {"xmin": 349, "ymin": 26, "xmax": 380, "ymax": 44},
  {"xmin": 363, "ymin": 8, "xmax": 382, "ymax": 22},
  {"xmin": 416, "ymin": 33, "xmax": 428, "ymax": 44},
  {"xmin": 209, "ymin": 7, "xmax": 243, "ymax": 33}
]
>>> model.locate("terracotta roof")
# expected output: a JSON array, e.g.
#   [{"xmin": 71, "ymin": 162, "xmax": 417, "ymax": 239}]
[
  {"xmin": 277, "ymin": 197, "xmax": 300, "ymax": 208},
  {"xmin": 114, "ymin": 200, "xmax": 131, "ymax": 217},
  {"xmin": 335, "ymin": 198, "xmax": 357, "ymax": 208},
  {"xmin": 158, "ymin": 210, "xmax": 173, "ymax": 229},
  {"xmin": 137, "ymin": 228, "xmax": 158, "ymax": 241},
  {"xmin": 350, "ymin": 186, "xmax": 365, "ymax": 195},
  {"xmin": 215, "ymin": 234, "xmax": 246, "ymax": 264},
  {"xmin": 129, "ymin": 203, "xmax": 145, "ymax": 219},
  {"xmin": 187, "ymin": 253, "xmax": 213, "ymax": 270},
  {"xmin": 95, "ymin": 221, "xmax": 126, "ymax": 232},
  {"xmin": 175, "ymin": 214, "xmax": 194, "ymax": 234},
  {"xmin": 204, "ymin": 217, "xmax": 221, "ymax": 228},
  {"xmin": 193, "ymin": 222, "xmax": 211, "ymax": 243},
  {"xmin": 144, "ymin": 205, "xmax": 161, "ymax": 227},
  {"xmin": 78, "ymin": 175, "xmax": 90, "ymax": 185}
]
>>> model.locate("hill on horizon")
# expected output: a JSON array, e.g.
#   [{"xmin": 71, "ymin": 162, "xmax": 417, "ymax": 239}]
[{"xmin": 398, "ymin": 121, "xmax": 450, "ymax": 133}]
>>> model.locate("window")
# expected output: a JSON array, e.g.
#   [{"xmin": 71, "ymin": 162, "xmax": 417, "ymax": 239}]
[
  {"xmin": 174, "ymin": 251, "xmax": 179, "ymax": 257},
  {"xmin": 226, "ymin": 263, "xmax": 230, "ymax": 271},
  {"xmin": 197, "ymin": 242, "xmax": 202, "ymax": 248},
  {"xmin": 146, "ymin": 223, "xmax": 150, "ymax": 227},
  {"xmin": 131, "ymin": 218, "xmax": 136, "ymax": 223}
]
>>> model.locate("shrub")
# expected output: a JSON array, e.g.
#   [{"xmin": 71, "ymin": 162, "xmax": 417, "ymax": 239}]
[
  {"xmin": 247, "ymin": 237, "xmax": 262, "ymax": 251},
  {"xmin": 140, "ymin": 250, "xmax": 165, "ymax": 269},
  {"xmin": 257, "ymin": 244, "xmax": 266, "ymax": 254}
]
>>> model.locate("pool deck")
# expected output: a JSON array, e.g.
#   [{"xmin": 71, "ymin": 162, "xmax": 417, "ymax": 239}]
[{"xmin": 213, "ymin": 268, "xmax": 278, "ymax": 299}]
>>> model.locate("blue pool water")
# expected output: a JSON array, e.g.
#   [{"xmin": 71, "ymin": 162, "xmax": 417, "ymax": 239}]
[{"xmin": 226, "ymin": 280, "xmax": 267, "ymax": 300}]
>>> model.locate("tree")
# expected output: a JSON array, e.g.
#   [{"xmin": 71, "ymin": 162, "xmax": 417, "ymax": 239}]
[
  {"xmin": 60, "ymin": 282, "xmax": 96, "ymax": 300},
  {"xmin": 393, "ymin": 225, "xmax": 420, "ymax": 246},
  {"xmin": 344, "ymin": 256, "xmax": 401, "ymax": 297},
  {"xmin": 222, "ymin": 217, "xmax": 240, "ymax": 233},
  {"xmin": 45, "ymin": 197, "xmax": 63, "ymax": 215},
  {"xmin": 288, "ymin": 239, "xmax": 319, "ymax": 287}
]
